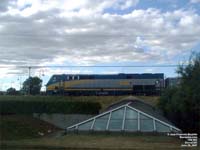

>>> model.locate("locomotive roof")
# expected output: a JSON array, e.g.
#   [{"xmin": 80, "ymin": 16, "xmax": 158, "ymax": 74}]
[{"xmin": 52, "ymin": 73, "xmax": 164, "ymax": 79}]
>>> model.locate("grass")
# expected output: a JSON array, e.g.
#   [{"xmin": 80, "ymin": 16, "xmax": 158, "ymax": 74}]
[
  {"xmin": 0, "ymin": 115, "xmax": 61, "ymax": 140},
  {"xmin": 2, "ymin": 134, "xmax": 197, "ymax": 150},
  {"xmin": 0, "ymin": 95, "xmax": 159, "ymax": 111}
]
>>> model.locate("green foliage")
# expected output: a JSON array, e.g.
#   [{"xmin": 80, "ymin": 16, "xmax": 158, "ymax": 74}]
[
  {"xmin": 0, "ymin": 95, "xmax": 159, "ymax": 112},
  {"xmin": 21, "ymin": 77, "xmax": 42, "ymax": 95},
  {"xmin": 6, "ymin": 87, "xmax": 18, "ymax": 95},
  {"xmin": 0, "ymin": 100, "xmax": 101, "ymax": 114},
  {"xmin": 158, "ymin": 53, "xmax": 200, "ymax": 134}
]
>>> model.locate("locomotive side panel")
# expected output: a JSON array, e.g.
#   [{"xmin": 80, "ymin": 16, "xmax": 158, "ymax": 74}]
[{"xmin": 46, "ymin": 74, "xmax": 164, "ymax": 95}]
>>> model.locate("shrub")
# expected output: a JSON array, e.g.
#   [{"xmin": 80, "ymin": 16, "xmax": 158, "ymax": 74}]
[
  {"xmin": 158, "ymin": 53, "xmax": 200, "ymax": 134},
  {"xmin": 0, "ymin": 100, "xmax": 101, "ymax": 114}
]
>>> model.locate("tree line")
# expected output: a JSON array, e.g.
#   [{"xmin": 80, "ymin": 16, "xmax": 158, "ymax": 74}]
[{"xmin": 6, "ymin": 77, "xmax": 42, "ymax": 95}]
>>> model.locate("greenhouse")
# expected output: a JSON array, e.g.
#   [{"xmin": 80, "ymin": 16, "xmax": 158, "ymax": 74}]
[{"xmin": 67, "ymin": 98, "xmax": 181, "ymax": 133}]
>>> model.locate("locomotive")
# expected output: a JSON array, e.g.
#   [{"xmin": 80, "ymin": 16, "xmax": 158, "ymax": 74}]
[{"xmin": 46, "ymin": 73, "xmax": 164, "ymax": 95}]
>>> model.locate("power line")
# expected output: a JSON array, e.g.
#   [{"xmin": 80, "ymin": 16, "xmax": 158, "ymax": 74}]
[
  {"xmin": 0, "ymin": 65, "xmax": 186, "ymax": 69},
  {"xmin": 0, "ymin": 34, "xmax": 198, "ymax": 38}
]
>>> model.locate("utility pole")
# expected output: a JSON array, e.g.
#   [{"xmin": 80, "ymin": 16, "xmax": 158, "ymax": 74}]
[
  {"xmin": 18, "ymin": 75, "xmax": 22, "ymax": 90},
  {"xmin": 28, "ymin": 67, "xmax": 31, "ymax": 95}
]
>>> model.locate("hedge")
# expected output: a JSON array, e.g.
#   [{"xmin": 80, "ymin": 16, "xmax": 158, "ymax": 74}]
[{"xmin": 0, "ymin": 100, "xmax": 101, "ymax": 114}]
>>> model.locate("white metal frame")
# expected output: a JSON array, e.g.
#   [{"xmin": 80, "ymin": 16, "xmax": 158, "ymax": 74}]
[
  {"xmin": 122, "ymin": 106, "xmax": 126, "ymax": 130},
  {"xmin": 153, "ymin": 119, "xmax": 156, "ymax": 131},
  {"xmin": 126, "ymin": 105, "xmax": 181, "ymax": 131},
  {"xmin": 106, "ymin": 112, "xmax": 112, "ymax": 130},
  {"xmin": 67, "ymin": 102, "xmax": 181, "ymax": 132},
  {"xmin": 137, "ymin": 112, "xmax": 140, "ymax": 131},
  {"xmin": 67, "ymin": 104, "xmax": 129, "ymax": 129}
]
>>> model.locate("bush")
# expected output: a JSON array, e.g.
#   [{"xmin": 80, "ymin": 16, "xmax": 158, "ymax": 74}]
[
  {"xmin": 6, "ymin": 88, "xmax": 19, "ymax": 95},
  {"xmin": 0, "ymin": 100, "xmax": 101, "ymax": 114},
  {"xmin": 158, "ymin": 53, "xmax": 200, "ymax": 134}
]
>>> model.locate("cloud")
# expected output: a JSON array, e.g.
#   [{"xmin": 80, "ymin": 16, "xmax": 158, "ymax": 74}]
[
  {"xmin": 190, "ymin": 0, "xmax": 200, "ymax": 3},
  {"xmin": 0, "ymin": 0, "xmax": 199, "ymax": 69},
  {"xmin": 1, "ymin": 1, "xmax": 200, "ymax": 91},
  {"xmin": 0, "ymin": 0, "xmax": 16, "ymax": 13},
  {"xmin": 3, "ymin": 0, "xmax": 139, "ymax": 16}
]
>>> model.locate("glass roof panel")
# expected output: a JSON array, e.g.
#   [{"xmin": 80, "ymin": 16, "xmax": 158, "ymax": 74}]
[
  {"xmin": 140, "ymin": 114, "xmax": 154, "ymax": 132},
  {"xmin": 124, "ymin": 119, "xmax": 138, "ymax": 131},
  {"xmin": 109, "ymin": 108, "xmax": 124, "ymax": 130},
  {"xmin": 110, "ymin": 108, "xmax": 124, "ymax": 119},
  {"xmin": 126, "ymin": 107, "xmax": 138, "ymax": 119},
  {"xmin": 155, "ymin": 121, "xmax": 171, "ymax": 132},
  {"xmin": 93, "ymin": 114, "xmax": 109, "ymax": 131},
  {"xmin": 78, "ymin": 120, "xmax": 93, "ymax": 130},
  {"xmin": 140, "ymin": 113, "xmax": 150, "ymax": 119}
]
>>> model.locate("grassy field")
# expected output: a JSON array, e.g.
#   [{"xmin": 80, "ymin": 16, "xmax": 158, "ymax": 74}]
[
  {"xmin": 0, "ymin": 95, "xmax": 159, "ymax": 111},
  {"xmin": 2, "ymin": 134, "xmax": 198, "ymax": 150}
]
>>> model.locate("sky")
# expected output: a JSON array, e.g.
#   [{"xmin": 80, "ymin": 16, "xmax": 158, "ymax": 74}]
[{"xmin": 0, "ymin": 0, "xmax": 200, "ymax": 91}]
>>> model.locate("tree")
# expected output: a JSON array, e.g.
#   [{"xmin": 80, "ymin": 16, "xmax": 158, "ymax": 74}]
[
  {"xmin": 158, "ymin": 52, "xmax": 200, "ymax": 134},
  {"xmin": 21, "ymin": 77, "xmax": 42, "ymax": 95},
  {"xmin": 6, "ymin": 87, "xmax": 18, "ymax": 95}
]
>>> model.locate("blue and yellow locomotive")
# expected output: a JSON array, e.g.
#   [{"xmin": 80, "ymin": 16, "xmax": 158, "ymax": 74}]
[{"xmin": 46, "ymin": 73, "xmax": 164, "ymax": 95}]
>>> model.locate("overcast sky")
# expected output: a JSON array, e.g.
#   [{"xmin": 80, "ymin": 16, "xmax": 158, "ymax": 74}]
[{"xmin": 0, "ymin": 0, "xmax": 200, "ymax": 91}]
